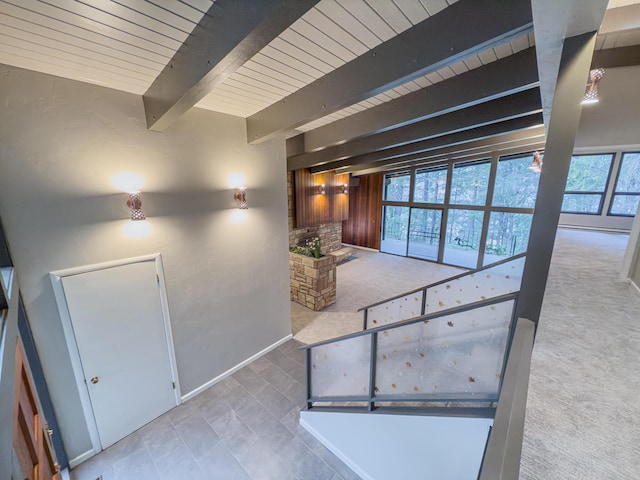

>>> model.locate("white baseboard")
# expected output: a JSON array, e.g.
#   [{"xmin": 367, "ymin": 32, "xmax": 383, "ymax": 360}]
[
  {"xmin": 68, "ymin": 449, "xmax": 97, "ymax": 468},
  {"xmin": 300, "ymin": 414, "xmax": 372, "ymax": 480},
  {"xmin": 341, "ymin": 243, "xmax": 379, "ymax": 253},
  {"xmin": 630, "ymin": 279, "xmax": 640, "ymax": 295},
  {"xmin": 60, "ymin": 468, "xmax": 71, "ymax": 480},
  {"xmin": 181, "ymin": 334, "xmax": 293, "ymax": 402}
]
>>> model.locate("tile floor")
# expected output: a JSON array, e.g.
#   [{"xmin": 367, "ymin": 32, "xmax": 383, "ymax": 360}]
[{"xmin": 70, "ymin": 339, "xmax": 360, "ymax": 480}]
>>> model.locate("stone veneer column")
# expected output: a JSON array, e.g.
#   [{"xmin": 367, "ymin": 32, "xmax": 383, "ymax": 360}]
[{"xmin": 289, "ymin": 252, "xmax": 336, "ymax": 311}]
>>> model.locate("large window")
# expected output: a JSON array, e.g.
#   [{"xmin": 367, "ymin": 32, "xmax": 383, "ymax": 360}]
[
  {"xmin": 408, "ymin": 208, "xmax": 442, "ymax": 261},
  {"xmin": 492, "ymin": 155, "xmax": 540, "ymax": 208},
  {"xmin": 449, "ymin": 160, "xmax": 490, "ymax": 206},
  {"xmin": 610, "ymin": 152, "xmax": 640, "ymax": 216},
  {"xmin": 380, "ymin": 153, "xmax": 540, "ymax": 269},
  {"xmin": 561, "ymin": 154, "xmax": 613, "ymax": 214},
  {"xmin": 484, "ymin": 212, "xmax": 532, "ymax": 265},
  {"xmin": 414, "ymin": 166, "xmax": 447, "ymax": 204},
  {"xmin": 381, "ymin": 206, "xmax": 409, "ymax": 256},
  {"xmin": 383, "ymin": 172, "xmax": 410, "ymax": 202},
  {"xmin": 443, "ymin": 210, "xmax": 485, "ymax": 268}
]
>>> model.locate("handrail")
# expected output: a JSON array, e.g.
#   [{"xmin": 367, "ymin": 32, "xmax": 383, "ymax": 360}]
[
  {"xmin": 301, "ymin": 292, "xmax": 518, "ymax": 350},
  {"xmin": 357, "ymin": 252, "xmax": 527, "ymax": 313},
  {"xmin": 478, "ymin": 317, "xmax": 534, "ymax": 480}
]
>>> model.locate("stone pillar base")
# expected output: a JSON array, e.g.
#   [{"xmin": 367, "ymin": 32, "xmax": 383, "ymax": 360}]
[{"xmin": 289, "ymin": 252, "xmax": 336, "ymax": 311}]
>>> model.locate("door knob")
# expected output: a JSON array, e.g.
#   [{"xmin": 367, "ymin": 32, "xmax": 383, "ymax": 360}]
[{"xmin": 90, "ymin": 376, "xmax": 99, "ymax": 384}]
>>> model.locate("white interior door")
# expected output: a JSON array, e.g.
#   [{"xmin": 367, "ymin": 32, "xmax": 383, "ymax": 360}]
[{"xmin": 61, "ymin": 260, "xmax": 177, "ymax": 449}]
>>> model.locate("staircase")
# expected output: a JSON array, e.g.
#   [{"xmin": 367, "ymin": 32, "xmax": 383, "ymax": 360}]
[{"xmin": 298, "ymin": 253, "xmax": 534, "ymax": 479}]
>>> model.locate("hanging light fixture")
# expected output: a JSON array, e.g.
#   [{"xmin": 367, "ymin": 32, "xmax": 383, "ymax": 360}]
[
  {"xmin": 529, "ymin": 151, "xmax": 543, "ymax": 173},
  {"xmin": 582, "ymin": 68, "xmax": 605, "ymax": 105}
]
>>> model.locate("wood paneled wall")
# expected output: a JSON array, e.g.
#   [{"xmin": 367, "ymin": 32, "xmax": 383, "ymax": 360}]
[
  {"xmin": 342, "ymin": 173, "xmax": 384, "ymax": 249},
  {"xmin": 294, "ymin": 169, "xmax": 349, "ymax": 228}
]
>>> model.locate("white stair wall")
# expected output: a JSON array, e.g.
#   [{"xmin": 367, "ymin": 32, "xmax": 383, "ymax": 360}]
[{"xmin": 300, "ymin": 411, "xmax": 492, "ymax": 480}]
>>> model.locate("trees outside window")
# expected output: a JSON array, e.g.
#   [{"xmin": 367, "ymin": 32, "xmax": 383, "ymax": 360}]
[
  {"xmin": 493, "ymin": 155, "xmax": 540, "ymax": 208},
  {"xmin": 414, "ymin": 166, "xmax": 447, "ymax": 204},
  {"xmin": 561, "ymin": 154, "xmax": 613, "ymax": 214},
  {"xmin": 610, "ymin": 153, "xmax": 640, "ymax": 216},
  {"xmin": 383, "ymin": 173, "xmax": 410, "ymax": 202},
  {"xmin": 450, "ymin": 160, "xmax": 490, "ymax": 206},
  {"xmin": 380, "ymin": 153, "xmax": 540, "ymax": 268}
]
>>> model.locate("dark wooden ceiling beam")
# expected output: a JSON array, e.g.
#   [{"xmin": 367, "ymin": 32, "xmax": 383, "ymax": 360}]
[
  {"xmin": 340, "ymin": 127, "xmax": 546, "ymax": 175},
  {"xmin": 247, "ymin": 0, "xmax": 533, "ymax": 143},
  {"xmin": 290, "ymin": 89, "xmax": 542, "ymax": 170},
  {"xmin": 142, "ymin": 0, "xmax": 319, "ymax": 131},
  {"xmin": 307, "ymin": 114, "xmax": 544, "ymax": 173},
  {"xmin": 294, "ymin": 47, "xmax": 539, "ymax": 154}
]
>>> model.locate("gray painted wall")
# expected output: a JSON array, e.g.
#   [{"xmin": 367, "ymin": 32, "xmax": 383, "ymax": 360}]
[
  {"xmin": 561, "ymin": 65, "xmax": 640, "ymax": 231},
  {"xmin": 574, "ymin": 66, "xmax": 640, "ymax": 150},
  {"xmin": 0, "ymin": 65, "xmax": 292, "ymax": 460}
]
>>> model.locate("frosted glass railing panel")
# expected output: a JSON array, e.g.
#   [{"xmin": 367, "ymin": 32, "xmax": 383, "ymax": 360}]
[
  {"xmin": 310, "ymin": 335, "xmax": 371, "ymax": 398},
  {"xmin": 374, "ymin": 300, "xmax": 514, "ymax": 398},
  {"xmin": 424, "ymin": 256, "xmax": 525, "ymax": 314},
  {"xmin": 366, "ymin": 291, "xmax": 424, "ymax": 329}
]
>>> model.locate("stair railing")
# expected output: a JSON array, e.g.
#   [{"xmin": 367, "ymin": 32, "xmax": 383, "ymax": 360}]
[
  {"xmin": 359, "ymin": 253, "xmax": 526, "ymax": 329},
  {"xmin": 301, "ymin": 293, "xmax": 520, "ymax": 414},
  {"xmin": 478, "ymin": 317, "xmax": 535, "ymax": 480}
]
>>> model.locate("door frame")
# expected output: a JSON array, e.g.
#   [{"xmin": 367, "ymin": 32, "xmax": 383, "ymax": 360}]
[{"xmin": 50, "ymin": 253, "xmax": 180, "ymax": 458}]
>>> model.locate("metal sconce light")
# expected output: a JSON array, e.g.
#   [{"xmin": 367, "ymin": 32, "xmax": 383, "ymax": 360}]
[
  {"xmin": 529, "ymin": 151, "xmax": 543, "ymax": 173},
  {"xmin": 234, "ymin": 187, "xmax": 248, "ymax": 209},
  {"xmin": 342, "ymin": 183, "xmax": 349, "ymax": 194},
  {"xmin": 318, "ymin": 184, "xmax": 326, "ymax": 195},
  {"xmin": 127, "ymin": 192, "xmax": 146, "ymax": 220},
  {"xmin": 582, "ymin": 68, "xmax": 604, "ymax": 105}
]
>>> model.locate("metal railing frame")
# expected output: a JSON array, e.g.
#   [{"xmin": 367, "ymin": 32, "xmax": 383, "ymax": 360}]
[
  {"xmin": 301, "ymin": 292, "xmax": 520, "ymax": 413},
  {"xmin": 360, "ymin": 252, "xmax": 527, "ymax": 329},
  {"xmin": 477, "ymin": 317, "xmax": 535, "ymax": 480}
]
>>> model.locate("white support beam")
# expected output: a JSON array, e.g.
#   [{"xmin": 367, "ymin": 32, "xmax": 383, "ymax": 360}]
[
  {"xmin": 247, "ymin": 0, "xmax": 533, "ymax": 144},
  {"xmin": 142, "ymin": 0, "xmax": 319, "ymax": 131}
]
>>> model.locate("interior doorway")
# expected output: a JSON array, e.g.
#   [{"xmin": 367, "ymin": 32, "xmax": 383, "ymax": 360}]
[{"xmin": 50, "ymin": 254, "xmax": 179, "ymax": 455}]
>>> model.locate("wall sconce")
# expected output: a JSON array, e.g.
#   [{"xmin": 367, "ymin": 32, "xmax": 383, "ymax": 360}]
[
  {"xmin": 126, "ymin": 192, "xmax": 145, "ymax": 220},
  {"xmin": 341, "ymin": 184, "xmax": 349, "ymax": 194},
  {"xmin": 582, "ymin": 68, "xmax": 604, "ymax": 105},
  {"xmin": 529, "ymin": 151, "xmax": 543, "ymax": 173},
  {"xmin": 318, "ymin": 184, "xmax": 326, "ymax": 195},
  {"xmin": 234, "ymin": 186, "xmax": 248, "ymax": 209}
]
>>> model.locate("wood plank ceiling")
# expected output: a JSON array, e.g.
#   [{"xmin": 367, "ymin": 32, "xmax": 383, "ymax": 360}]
[{"xmin": 1, "ymin": 0, "xmax": 639, "ymax": 175}]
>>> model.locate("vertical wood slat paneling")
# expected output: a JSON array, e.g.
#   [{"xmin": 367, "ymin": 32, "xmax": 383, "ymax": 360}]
[
  {"xmin": 334, "ymin": 173, "xmax": 350, "ymax": 222},
  {"xmin": 342, "ymin": 173, "xmax": 384, "ymax": 249},
  {"xmin": 294, "ymin": 169, "xmax": 349, "ymax": 227}
]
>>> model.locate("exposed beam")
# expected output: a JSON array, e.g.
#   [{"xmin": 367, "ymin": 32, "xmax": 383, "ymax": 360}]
[
  {"xmin": 341, "ymin": 128, "xmax": 546, "ymax": 175},
  {"xmin": 290, "ymin": 89, "xmax": 542, "ymax": 170},
  {"xmin": 517, "ymin": 32, "xmax": 599, "ymax": 325},
  {"xmin": 247, "ymin": 0, "xmax": 533, "ymax": 143},
  {"xmin": 296, "ymin": 47, "xmax": 539, "ymax": 153},
  {"xmin": 306, "ymin": 114, "xmax": 544, "ymax": 173},
  {"xmin": 143, "ymin": 0, "xmax": 319, "ymax": 131},
  {"xmin": 351, "ymin": 141, "xmax": 547, "ymax": 176},
  {"xmin": 591, "ymin": 45, "xmax": 640, "ymax": 69},
  {"xmin": 531, "ymin": 0, "xmax": 608, "ymax": 128}
]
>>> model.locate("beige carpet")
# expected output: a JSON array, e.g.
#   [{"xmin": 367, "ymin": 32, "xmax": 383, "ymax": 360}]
[
  {"xmin": 521, "ymin": 229, "xmax": 640, "ymax": 480},
  {"xmin": 291, "ymin": 249, "xmax": 463, "ymax": 345}
]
